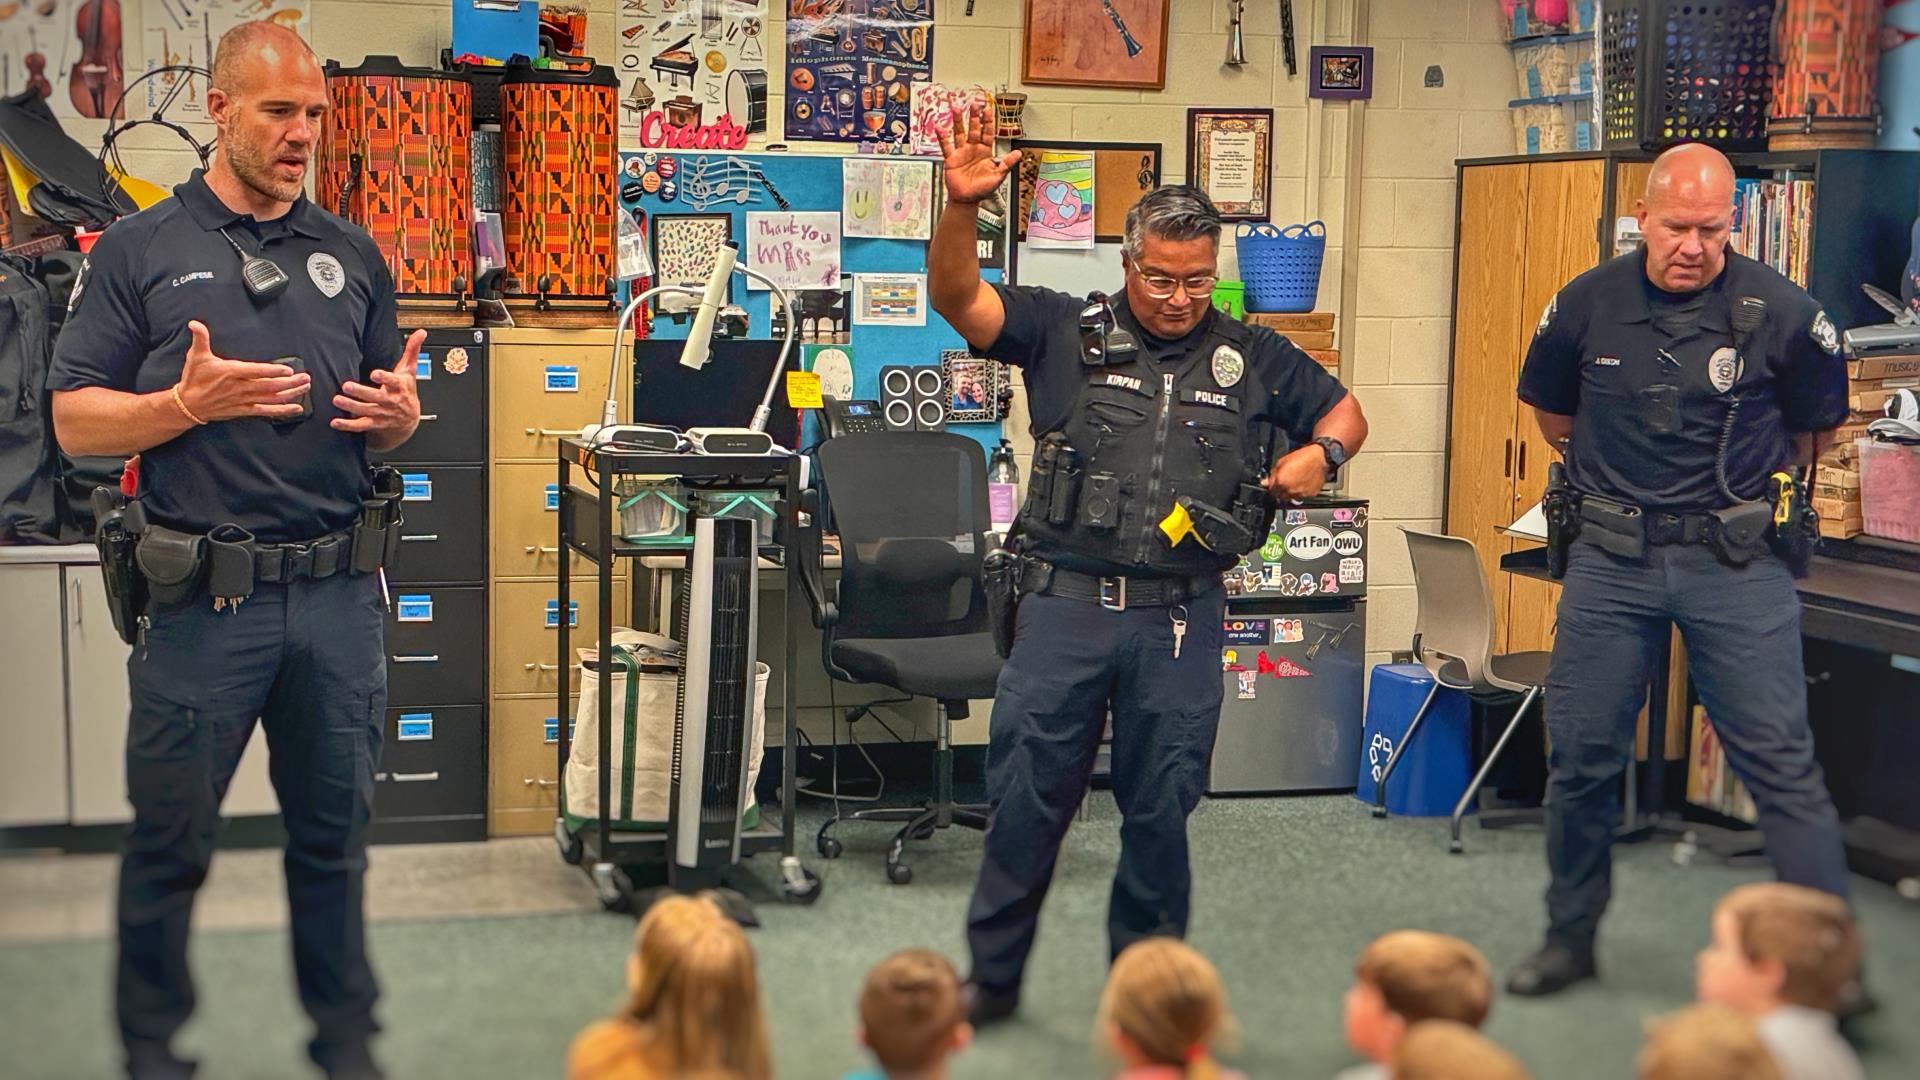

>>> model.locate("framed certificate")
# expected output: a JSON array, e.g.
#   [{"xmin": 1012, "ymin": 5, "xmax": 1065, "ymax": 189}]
[{"xmin": 1186, "ymin": 108, "xmax": 1273, "ymax": 223}]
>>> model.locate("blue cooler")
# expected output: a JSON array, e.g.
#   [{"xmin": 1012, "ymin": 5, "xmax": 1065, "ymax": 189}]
[{"xmin": 1356, "ymin": 664, "xmax": 1471, "ymax": 817}]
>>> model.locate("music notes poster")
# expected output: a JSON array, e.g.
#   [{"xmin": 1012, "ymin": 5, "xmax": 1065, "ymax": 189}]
[
  {"xmin": 135, "ymin": 1, "xmax": 311, "ymax": 123},
  {"xmin": 784, "ymin": 0, "xmax": 934, "ymax": 145},
  {"xmin": 617, "ymin": 0, "xmax": 769, "ymax": 148}
]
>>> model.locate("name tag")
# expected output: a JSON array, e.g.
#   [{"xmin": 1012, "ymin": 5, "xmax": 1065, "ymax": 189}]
[
  {"xmin": 545, "ymin": 599, "xmax": 581, "ymax": 629},
  {"xmin": 545, "ymin": 365, "xmax": 579, "ymax": 393},
  {"xmin": 1181, "ymin": 389, "xmax": 1241, "ymax": 412},
  {"xmin": 1100, "ymin": 372, "xmax": 1144, "ymax": 393},
  {"xmin": 1593, "ymin": 356, "xmax": 1621, "ymax": 367},
  {"xmin": 402, "ymin": 473, "xmax": 432, "ymax": 501},
  {"xmin": 398, "ymin": 713, "xmax": 434, "ymax": 741},
  {"xmin": 397, "ymin": 594, "xmax": 434, "ymax": 622}
]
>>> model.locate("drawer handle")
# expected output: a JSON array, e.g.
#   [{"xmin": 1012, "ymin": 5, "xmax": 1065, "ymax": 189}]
[
  {"xmin": 392, "ymin": 654, "xmax": 441, "ymax": 663},
  {"xmin": 401, "ymin": 534, "xmax": 440, "ymax": 542},
  {"xmin": 391, "ymin": 772, "xmax": 440, "ymax": 783},
  {"xmin": 524, "ymin": 545, "xmax": 560, "ymax": 555},
  {"xmin": 524, "ymin": 777, "xmax": 558, "ymax": 789},
  {"xmin": 526, "ymin": 427, "xmax": 574, "ymax": 437},
  {"xmin": 419, "ymin": 414, "xmax": 440, "ymax": 422}
]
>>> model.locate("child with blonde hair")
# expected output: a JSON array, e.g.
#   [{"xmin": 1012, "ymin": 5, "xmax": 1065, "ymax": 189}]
[
  {"xmin": 567, "ymin": 894, "xmax": 773, "ymax": 1080},
  {"xmin": 848, "ymin": 949, "xmax": 972, "ymax": 1080},
  {"xmin": 1097, "ymin": 938, "xmax": 1243, "ymax": 1080},
  {"xmin": 1388, "ymin": 1020, "xmax": 1529, "ymax": 1080},
  {"xmin": 1694, "ymin": 882, "xmax": 1862, "ymax": 1080},
  {"xmin": 1638, "ymin": 1003, "xmax": 1782, "ymax": 1080},
  {"xmin": 1338, "ymin": 930, "xmax": 1493, "ymax": 1080}
]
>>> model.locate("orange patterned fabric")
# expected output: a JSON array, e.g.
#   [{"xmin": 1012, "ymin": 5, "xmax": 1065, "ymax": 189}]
[
  {"xmin": 501, "ymin": 77, "xmax": 617, "ymax": 301},
  {"xmin": 317, "ymin": 71, "xmax": 473, "ymax": 299},
  {"xmin": 1772, "ymin": 0, "xmax": 1883, "ymax": 122}
]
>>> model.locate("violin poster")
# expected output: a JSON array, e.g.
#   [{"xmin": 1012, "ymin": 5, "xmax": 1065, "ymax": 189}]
[
  {"xmin": 616, "ymin": 0, "xmax": 767, "ymax": 150},
  {"xmin": 1022, "ymin": 0, "xmax": 1169, "ymax": 91},
  {"xmin": 138, "ymin": 0, "xmax": 311, "ymax": 123},
  {"xmin": 0, "ymin": 0, "xmax": 134, "ymax": 122},
  {"xmin": 784, "ymin": 0, "xmax": 935, "ymax": 145},
  {"xmin": 1025, "ymin": 151, "xmax": 1094, "ymax": 250}
]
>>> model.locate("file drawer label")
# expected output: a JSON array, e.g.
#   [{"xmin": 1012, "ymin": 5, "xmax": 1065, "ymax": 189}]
[
  {"xmin": 397, "ymin": 713, "xmax": 435, "ymax": 741},
  {"xmin": 397, "ymin": 595, "xmax": 434, "ymax": 622}
]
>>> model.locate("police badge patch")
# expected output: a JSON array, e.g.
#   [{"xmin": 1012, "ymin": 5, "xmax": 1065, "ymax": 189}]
[
  {"xmin": 1536, "ymin": 295, "xmax": 1556, "ymax": 335},
  {"xmin": 1211, "ymin": 344, "xmax": 1245, "ymax": 388},
  {"xmin": 307, "ymin": 253, "xmax": 346, "ymax": 299},
  {"xmin": 1708, "ymin": 347, "xmax": 1742, "ymax": 394},
  {"xmin": 1810, "ymin": 311, "xmax": 1840, "ymax": 355}
]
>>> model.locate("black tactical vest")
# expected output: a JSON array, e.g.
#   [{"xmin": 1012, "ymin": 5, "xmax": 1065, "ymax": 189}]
[{"xmin": 1018, "ymin": 302, "xmax": 1272, "ymax": 576}]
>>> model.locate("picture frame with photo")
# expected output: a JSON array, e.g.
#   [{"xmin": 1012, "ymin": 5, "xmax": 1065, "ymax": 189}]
[
  {"xmin": 1307, "ymin": 46, "xmax": 1374, "ymax": 101},
  {"xmin": 940, "ymin": 351, "xmax": 1002, "ymax": 423},
  {"xmin": 649, "ymin": 213, "xmax": 734, "ymax": 316},
  {"xmin": 1021, "ymin": 0, "xmax": 1171, "ymax": 91},
  {"xmin": 1186, "ymin": 108, "xmax": 1273, "ymax": 222}
]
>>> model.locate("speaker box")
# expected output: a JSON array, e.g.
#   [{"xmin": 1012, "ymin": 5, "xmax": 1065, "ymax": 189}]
[{"xmin": 879, "ymin": 365, "xmax": 947, "ymax": 431}]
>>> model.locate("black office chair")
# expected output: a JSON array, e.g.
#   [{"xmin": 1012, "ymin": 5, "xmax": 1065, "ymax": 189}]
[{"xmin": 796, "ymin": 431, "xmax": 1003, "ymax": 884}]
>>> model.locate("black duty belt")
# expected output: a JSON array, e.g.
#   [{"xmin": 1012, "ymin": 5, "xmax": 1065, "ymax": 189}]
[
  {"xmin": 253, "ymin": 530, "xmax": 356, "ymax": 583},
  {"xmin": 1643, "ymin": 511, "xmax": 1716, "ymax": 546},
  {"xmin": 1017, "ymin": 556, "xmax": 1213, "ymax": 611}
]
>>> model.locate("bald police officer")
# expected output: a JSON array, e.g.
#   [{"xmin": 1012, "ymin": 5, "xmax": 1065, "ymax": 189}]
[
  {"xmin": 1508, "ymin": 144, "xmax": 1853, "ymax": 997},
  {"xmin": 930, "ymin": 102, "xmax": 1369, "ymax": 1024},
  {"xmin": 49, "ymin": 24, "xmax": 422, "ymax": 1079}
]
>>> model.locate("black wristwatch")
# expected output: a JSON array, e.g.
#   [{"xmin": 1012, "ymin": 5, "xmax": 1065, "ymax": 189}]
[{"xmin": 1314, "ymin": 436, "xmax": 1349, "ymax": 478}]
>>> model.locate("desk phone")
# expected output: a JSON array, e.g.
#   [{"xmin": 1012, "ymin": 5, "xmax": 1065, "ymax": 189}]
[{"xmin": 824, "ymin": 398, "xmax": 886, "ymax": 437}]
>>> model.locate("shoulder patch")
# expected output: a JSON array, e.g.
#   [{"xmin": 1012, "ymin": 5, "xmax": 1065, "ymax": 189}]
[
  {"xmin": 66, "ymin": 257, "xmax": 90, "ymax": 317},
  {"xmin": 1809, "ymin": 311, "xmax": 1839, "ymax": 356},
  {"xmin": 1536, "ymin": 294, "xmax": 1557, "ymax": 335}
]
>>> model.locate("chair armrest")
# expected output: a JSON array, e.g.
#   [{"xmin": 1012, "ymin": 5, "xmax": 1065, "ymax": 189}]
[{"xmin": 794, "ymin": 489, "xmax": 837, "ymax": 629}]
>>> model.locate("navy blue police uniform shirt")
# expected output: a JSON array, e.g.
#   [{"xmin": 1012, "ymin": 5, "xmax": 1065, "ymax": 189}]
[
  {"xmin": 979, "ymin": 282, "xmax": 1348, "ymax": 574},
  {"xmin": 49, "ymin": 170, "xmax": 404, "ymax": 543},
  {"xmin": 1517, "ymin": 249, "xmax": 1847, "ymax": 512}
]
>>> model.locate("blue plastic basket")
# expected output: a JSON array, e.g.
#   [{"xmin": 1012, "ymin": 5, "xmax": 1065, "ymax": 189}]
[{"xmin": 1237, "ymin": 221, "xmax": 1326, "ymax": 314}]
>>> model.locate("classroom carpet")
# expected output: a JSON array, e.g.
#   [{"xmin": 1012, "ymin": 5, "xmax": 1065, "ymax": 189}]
[{"xmin": 1, "ymin": 794, "xmax": 1914, "ymax": 1079}]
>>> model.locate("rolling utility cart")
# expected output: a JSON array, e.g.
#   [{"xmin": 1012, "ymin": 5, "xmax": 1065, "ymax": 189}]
[{"xmin": 554, "ymin": 437, "xmax": 820, "ymax": 914}]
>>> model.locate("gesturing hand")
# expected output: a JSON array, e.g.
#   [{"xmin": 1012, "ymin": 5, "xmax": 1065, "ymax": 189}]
[
  {"xmin": 331, "ymin": 329, "xmax": 428, "ymax": 436},
  {"xmin": 937, "ymin": 99, "xmax": 1021, "ymax": 205},
  {"xmin": 1263, "ymin": 445, "xmax": 1331, "ymax": 502},
  {"xmin": 175, "ymin": 320, "xmax": 310, "ymax": 423}
]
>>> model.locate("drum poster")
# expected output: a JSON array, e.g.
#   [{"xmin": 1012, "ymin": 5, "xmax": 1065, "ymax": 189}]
[
  {"xmin": 784, "ymin": 0, "xmax": 935, "ymax": 145},
  {"xmin": 618, "ymin": 0, "xmax": 769, "ymax": 149}
]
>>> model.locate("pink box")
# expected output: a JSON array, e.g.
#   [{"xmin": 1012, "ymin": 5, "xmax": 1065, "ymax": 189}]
[{"xmin": 1859, "ymin": 439, "xmax": 1920, "ymax": 544}]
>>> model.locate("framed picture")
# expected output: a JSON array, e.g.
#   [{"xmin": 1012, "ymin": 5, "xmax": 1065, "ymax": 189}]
[
  {"xmin": 1010, "ymin": 140, "xmax": 1161, "ymax": 244},
  {"xmin": 1187, "ymin": 109, "xmax": 1273, "ymax": 222},
  {"xmin": 1021, "ymin": 0, "xmax": 1171, "ymax": 91},
  {"xmin": 649, "ymin": 214, "xmax": 733, "ymax": 315},
  {"xmin": 941, "ymin": 351, "xmax": 1003, "ymax": 423},
  {"xmin": 1308, "ymin": 46, "xmax": 1374, "ymax": 101}
]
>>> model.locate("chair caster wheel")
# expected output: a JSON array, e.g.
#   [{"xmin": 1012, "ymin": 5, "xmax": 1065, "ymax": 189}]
[
  {"xmin": 1371, "ymin": 806, "xmax": 1387, "ymax": 819},
  {"xmin": 554, "ymin": 820, "xmax": 583, "ymax": 866},
  {"xmin": 780, "ymin": 857, "xmax": 822, "ymax": 905},
  {"xmin": 887, "ymin": 861, "xmax": 913, "ymax": 885},
  {"xmin": 818, "ymin": 835, "xmax": 843, "ymax": 859},
  {"xmin": 1448, "ymin": 840, "xmax": 1464, "ymax": 855}
]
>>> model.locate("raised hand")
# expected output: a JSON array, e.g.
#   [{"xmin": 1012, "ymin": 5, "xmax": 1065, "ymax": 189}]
[
  {"xmin": 937, "ymin": 98, "xmax": 1021, "ymax": 205},
  {"xmin": 331, "ymin": 329, "xmax": 427, "ymax": 436},
  {"xmin": 175, "ymin": 320, "xmax": 310, "ymax": 422}
]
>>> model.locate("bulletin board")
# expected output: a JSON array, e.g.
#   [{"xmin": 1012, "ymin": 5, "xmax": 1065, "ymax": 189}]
[
  {"xmin": 1011, "ymin": 140, "xmax": 1162, "ymax": 243},
  {"xmin": 620, "ymin": 150, "xmax": 1003, "ymax": 451}
]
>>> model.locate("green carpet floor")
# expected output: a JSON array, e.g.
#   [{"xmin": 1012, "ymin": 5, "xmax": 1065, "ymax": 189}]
[{"xmin": 3, "ymin": 795, "xmax": 1914, "ymax": 1079}]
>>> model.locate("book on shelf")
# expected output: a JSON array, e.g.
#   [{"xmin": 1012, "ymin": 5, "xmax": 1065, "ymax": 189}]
[
  {"xmin": 1730, "ymin": 177, "xmax": 1815, "ymax": 288},
  {"xmin": 1686, "ymin": 705, "xmax": 1759, "ymax": 825}
]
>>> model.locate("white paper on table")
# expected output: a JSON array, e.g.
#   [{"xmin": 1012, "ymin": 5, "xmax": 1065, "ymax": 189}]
[{"xmin": 1503, "ymin": 501, "xmax": 1549, "ymax": 542}]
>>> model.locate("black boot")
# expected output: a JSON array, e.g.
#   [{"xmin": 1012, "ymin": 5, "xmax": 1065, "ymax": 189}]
[
  {"xmin": 1506, "ymin": 941, "xmax": 1597, "ymax": 997},
  {"xmin": 964, "ymin": 981, "xmax": 1021, "ymax": 1029}
]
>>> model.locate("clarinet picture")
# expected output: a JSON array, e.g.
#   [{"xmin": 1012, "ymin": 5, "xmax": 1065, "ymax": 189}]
[{"xmin": 1101, "ymin": 0, "xmax": 1145, "ymax": 58}]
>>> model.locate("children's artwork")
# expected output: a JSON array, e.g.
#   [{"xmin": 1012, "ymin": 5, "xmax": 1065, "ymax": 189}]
[
  {"xmin": 1012, "ymin": 141, "xmax": 1158, "ymax": 244},
  {"xmin": 746, "ymin": 211, "xmax": 842, "ymax": 291},
  {"xmin": 909, "ymin": 82, "xmax": 986, "ymax": 156},
  {"xmin": 853, "ymin": 273, "xmax": 927, "ymax": 326},
  {"xmin": 649, "ymin": 213, "xmax": 734, "ymax": 315},
  {"xmin": 784, "ymin": 0, "xmax": 936, "ymax": 145},
  {"xmin": 618, "ymin": 0, "xmax": 769, "ymax": 148},
  {"xmin": 843, "ymin": 157, "xmax": 931, "ymax": 239},
  {"xmin": 940, "ymin": 350, "xmax": 1002, "ymax": 422},
  {"xmin": 1026, "ymin": 151, "xmax": 1095, "ymax": 249}
]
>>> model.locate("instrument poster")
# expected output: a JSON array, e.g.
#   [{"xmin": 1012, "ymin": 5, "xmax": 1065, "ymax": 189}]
[
  {"xmin": 784, "ymin": 0, "xmax": 934, "ymax": 145},
  {"xmin": 618, "ymin": 0, "xmax": 769, "ymax": 148},
  {"xmin": 0, "ymin": 0, "xmax": 134, "ymax": 122},
  {"xmin": 137, "ymin": 0, "xmax": 311, "ymax": 123}
]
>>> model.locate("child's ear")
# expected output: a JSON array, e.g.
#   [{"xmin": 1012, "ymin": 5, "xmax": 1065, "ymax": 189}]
[
  {"xmin": 856, "ymin": 1026, "xmax": 871, "ymax": 1050},
  {"xmin": 951, "ymin": 1022, "xmax": 974, "ymax": 1054},
  {"xmin": 1755, "ymin": 957, "xmax": 1790, "ymax": 999},
  {"xmin": 625, "ymin": 953, "xmax": 641, "ymax": 990}
]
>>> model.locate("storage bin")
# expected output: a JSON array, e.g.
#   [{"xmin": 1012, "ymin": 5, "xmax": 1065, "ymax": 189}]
[
  {"xmin": 1512, "ymin": 33, "xmax": 1596, "ymax": 99},
  {"xmin": 1600, "ymin": 0, "xmax": 1774, "ymax": 151},
  {"xmin": 691, "ymin": 488, "xmax": 781, "ymax": 547},
  {"xmin": 1859, "ymin": 439, "xmax": 1920, "ymax": 543},
  {"xmin": 1510, "ymin": 93, "xmax": 1599, "ymax": 154},
  {"xmin": 616, "ymin": 478, "xmax": 690, "ymax": 545},
  {"xmin": 1501, "ymin": 0, "xmax": 1569, "ymax": 40},
  {"xmin": 1236, "ymin": 222, "xmax": 1326, "ymax": 314},
  {"xmin": 1355, "ymin": 664, "xmax": 1472, "ymax": 818}
]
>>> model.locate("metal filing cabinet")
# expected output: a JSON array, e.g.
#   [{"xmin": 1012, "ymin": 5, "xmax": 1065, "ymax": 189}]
[{"xmin": 370, "ymin": 328, "xmax": 489, "ymax": 843}]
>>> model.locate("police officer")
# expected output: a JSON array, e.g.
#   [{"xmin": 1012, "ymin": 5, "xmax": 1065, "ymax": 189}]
[
  {"xmin": 929, "ymin": 102, "xmax": 1369, "ymax": 1024},
  {"xmin": 48, "ymin": 23, "xmax": 423, "ymax": 1079},
  {"xmin": 1509, "ymin": 144, "xmax": 1852, "ymax": 997}
]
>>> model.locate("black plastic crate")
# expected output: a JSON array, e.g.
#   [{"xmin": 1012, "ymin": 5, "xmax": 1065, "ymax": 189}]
[
  {"xmin": 440, "ymin": 49, "xmax": 506, "ymax": 124},
  {"xmin": 1601, "ymin": 0, "xmax": 1774, "ymax": 151}
]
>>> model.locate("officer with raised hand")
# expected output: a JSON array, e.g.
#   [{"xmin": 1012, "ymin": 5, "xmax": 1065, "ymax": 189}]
[
  {"xmin": 1508, "ymin": 143, "xmax": 1853, "ymax": 998},
  {"xmin": 47, "ymin": 22, "xmax": 420, "ymax": 1079},
  {"xmin": 930, "ymin": 101, "xmax": 1368, "ymax": 1026}
]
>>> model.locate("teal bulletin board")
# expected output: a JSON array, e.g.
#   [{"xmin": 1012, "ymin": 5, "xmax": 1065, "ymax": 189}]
[{"xmin": 619, "ymin": 150, "xmax": 1005, "ymax": 453}]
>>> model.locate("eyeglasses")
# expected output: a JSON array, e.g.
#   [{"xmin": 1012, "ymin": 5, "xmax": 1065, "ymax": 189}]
[{"xmin": 1136, "ymin": 273, "xmax": 1218, "ymax": 301}]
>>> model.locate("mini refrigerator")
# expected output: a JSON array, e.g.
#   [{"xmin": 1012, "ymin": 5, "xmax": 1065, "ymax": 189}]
[{"xmin": 1210, "ymin": 497, "xmax": 1369, "ymax": 794}]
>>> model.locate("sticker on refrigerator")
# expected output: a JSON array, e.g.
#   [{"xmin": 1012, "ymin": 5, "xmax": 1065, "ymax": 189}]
[
  {"xmin": 1239, "ymin": 565, "xmax": 1264, "ymax": 595},
  {"xmin": 545, "ymin": 600, "xmax": 581, "ymax": 629},
  {"xmin": 396, "ymin": 595, "xmax": 434, "ymax": 622},
  {"xmin": 445, "ymin": 347, "xmax": 471, "ymax": 375},
  {"xmin": 415, "ymin": 353, "xmax": 433, "ymax": 380},
  {"xmin": 1333, "ymin": 531, "xmax": 1363, "ymax": 556},
  {"xmin": 1340, "ymin": 557, "xmax": 1366, "ymax": 584},
  {"xmin": 402, "ymin": 473, "xmax": 433, "ymax": 501},
  {"xmin": 1296, "ymin": 574, "xmax": 1319, "ymax": 596},
  {"xmin": 1223, "ymin": 619, "xmax": 1268, "ymax": 646},
  {"xmin": 544, "ymin": 365, "xmax": 580, "ymax": 392},
  {"xmin": 1332, "ymin": 507, "xmax": 1356, "ymax": 525},
  {"xmin": 397, "ymin": 713, "xmax": 434, "ymax": 741},
  {"xmin": 1285, "ymin": 509, "xmax": 1308, "ymax": 525},
  {"xmin": 1222, "ymin": 648, "xmax": 1246, "ymax": 672},
  {"xmin": 1258, "ymin": 651, "xmax": 1313, "ymax": 678},
  {"xmin": 1274, "ymin": 618, "xmax": 1304, "ymax": 644},
  {"xmin": 1236, "ymin": 670, "xmax": 1259, "ymax": 699},
  {"xmin": 1284, "ymin": 525, "xmax": 1335, "ymax": 560},
  {"xmin": 1321, "ymin": 572, "xmax": 1340, "ymax": 594},
  {"xmin": 544, "ymin": 484, "xmax": 560, "ymax": 511},
  {"xmin": 1261, "ymin": 533, "xmax": 1285, "ymax": 561}
]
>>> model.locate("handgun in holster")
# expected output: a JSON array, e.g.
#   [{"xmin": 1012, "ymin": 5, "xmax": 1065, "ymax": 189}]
[
  {"xmin": 1768, "ymin": 470, "xmax": 1816, "ymax": 578},
  {"xmin": 351, "ymin": 466, "xmax": 407, "ymax": 575},
  {"xmin": 1542, "ymin": 461, "xmax": 1580, "ymax": 579},
  {"xmin": 91, "ymin": 487, "xmax": 149, "ymax": 645},
  {"xmin": 983, "ymin": 538, "xmax": 1020, "ymax": 659},
  {"xmin": 1180, "ymin": 495, "xmax": 1256, "ymax": 555}
]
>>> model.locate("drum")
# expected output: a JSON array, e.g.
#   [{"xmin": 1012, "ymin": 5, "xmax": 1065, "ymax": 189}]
[
  {"xmin": 725, "ymin": 69, "xmax": 768, "ymax": 133},
  {"xmin": 500, "ymin": 60, "xmax": 620, "ymax": 327},
  {"xmin": 1769, "ymin": 0, "xmax": 1883, "ymax": 150},
  {"xmin": 317, "ymin": 57, "xmax": 474, "ymax": 326}
]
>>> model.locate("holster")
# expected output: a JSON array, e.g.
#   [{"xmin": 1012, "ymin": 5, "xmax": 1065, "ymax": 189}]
[
  {"xmin": 351, "ymin": 466, "xmax": 406, "ymax": 575},
  {"xmin": 1180, "ymin": 495, "xmax": 1254, "ymax": 555},
  {"xmin": 205, "ymin": 524, "xmax": 257, "ymax": 604},
  {"xmin": 135, "ymin": 525, "xmax": 208, "ymax": 605},
  {"xmin": 1230, "ymin": 482, "xmax": 1275, "ymax": 552},
  {"xmin": 91, "ymin": 487, "xmax": 148, "ymax": 645},
  {"xmin": 1576, "ymin": 494, "xmax": 1647, "ymax": 560},
  {"xmin": 1767, "ymin": 472, "xmax": 1816, "ymax": 579},
  {"xmin": 983, "ymin": 543, "xmax": 1020, "ymax": 659},
  {"xmin": 1709, "ymin": 500, "xmax": 1774, "ymax": 569},
  {"xmin": 1543, "ymin": 462, "xmax": 1579, "ymax": 580}
]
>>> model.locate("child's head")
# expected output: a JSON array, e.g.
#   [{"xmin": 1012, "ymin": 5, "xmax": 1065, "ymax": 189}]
[
  {"xmin": 1389, "ymin": 1019, "xmax": 1530, "ymax": 1080},
  {"xmin": 1695, "ymin": 882, "xmax": 1860, "ymax": 1015},
  {"xmin": 858, "ymin": 949, "xmax": 971, "ymax": 1078},
  {"xmin": 1098, "ymin": 937, "xmax": 1234, "ymax": 1077},
  {"xmin": 621, "ymin": 893, "xmax": 771, "ymax": 1080},
  {"xmin": 1637, "ymin": 1003, "xmax": 1782, "ymax": 1080},
  {"xmin": 1345, "ymin": 931, "xmax": 1493, "ymax": 1063}
]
